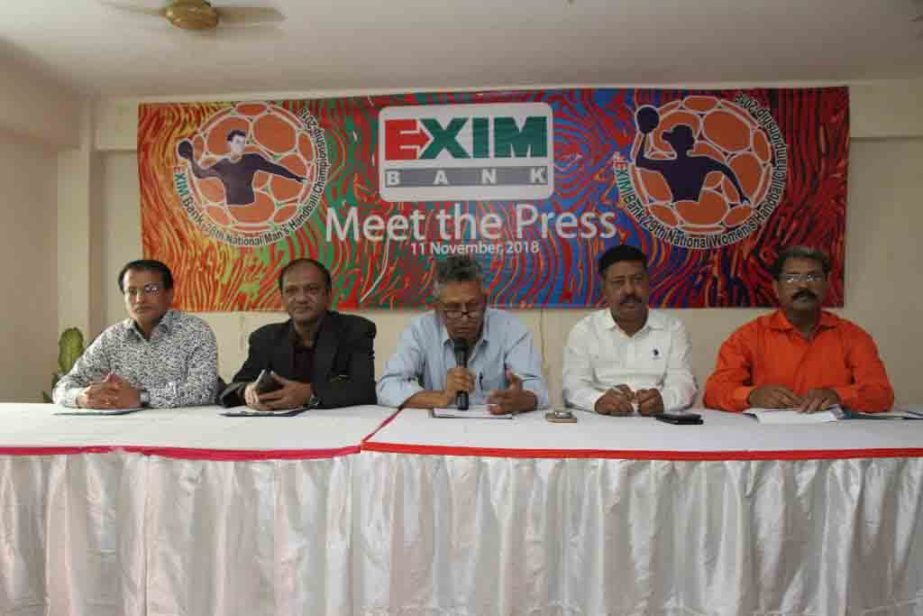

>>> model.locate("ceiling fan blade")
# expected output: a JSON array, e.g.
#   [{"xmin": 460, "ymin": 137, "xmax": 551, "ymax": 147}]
[
  {"xmin": 216, "ymin": 6, "xmax": 285, "ymax": 26},
  {"xmin": 98, "ymin": 0, "xmax": 165, "ymax": 18},
  {"xmin": 172, "ymin": 22, "xmax": 281, "ymax": 41},
  {"xmin": 207, "ymin": 23, "xmax": 283, "ymax": 39}
]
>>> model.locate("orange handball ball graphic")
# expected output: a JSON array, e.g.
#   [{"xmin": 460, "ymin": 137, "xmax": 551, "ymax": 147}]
[
  {"xmin": 629, "ymin": 97, "xmax": 775, "ymax": 236},
  {"xmin": 181, "ymin": 103, "xmax": 319, "ymax": 238}
]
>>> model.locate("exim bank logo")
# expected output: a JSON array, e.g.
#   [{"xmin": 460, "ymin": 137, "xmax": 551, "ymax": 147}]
[{"xmin": 378, "ymin": 102, "xmax": 554, "ymax": 202}]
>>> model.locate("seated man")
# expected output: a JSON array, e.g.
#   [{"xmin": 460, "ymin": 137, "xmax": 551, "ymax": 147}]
[
  {"xmin": 563, "ymin": 244, "xmax": 696, "ymax": 415},
  {"xmin": 220, "ymin": 258, "xmax": 376, "ymax": 410},
  {"xmin": 704, "ymin": 246, "xmax": 894, "ymax": 413},
  {"xmin": 53, "ymin": 259, "xmax": 218, "ymax": 409},
  {"xmin": 377, "ymin": 255, "xmax": 549, "ymax": 414}
]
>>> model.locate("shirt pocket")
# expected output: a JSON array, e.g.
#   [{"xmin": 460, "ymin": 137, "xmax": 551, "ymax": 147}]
[
  {"xmin": 590, "ymin": 347, "xmax": 623, "ymax": 383},
  {"xmin": 153, "ymin": 352, "xmax": 187, "ymax": 387},
  {"xmin": 478, "ymin": 370, "xmax": 506, "ymax": 394}
]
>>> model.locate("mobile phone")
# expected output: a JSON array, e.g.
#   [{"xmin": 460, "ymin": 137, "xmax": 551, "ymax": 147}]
[
  {"xmin": 654, "ymin": 412, "xmax": 703, "ymax": 425},
  {"xmin": 545, "ymin": 409, "xmax": 578, "ymax": 423},
  {"xmin": 254, "ymin": 369, "xmax": 283, "ymax": 394}
]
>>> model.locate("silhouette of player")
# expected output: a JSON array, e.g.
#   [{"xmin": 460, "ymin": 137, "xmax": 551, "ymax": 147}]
[
  {"xmin": 177, "ymin": 129, "xmax": 305, "ymax": 206},
  {"xmin": 634, "ymin": 106, "xmax": 749, "ymax": 205}
]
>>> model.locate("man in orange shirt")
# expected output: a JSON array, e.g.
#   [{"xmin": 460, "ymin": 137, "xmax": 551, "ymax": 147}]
[{"xmin": 704, "ymin": 246, "xmax": 893, "ymax": 413}]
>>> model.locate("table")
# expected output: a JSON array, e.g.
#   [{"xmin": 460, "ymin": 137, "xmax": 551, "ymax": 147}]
[
  {"xmin": 359, "ymin": 409, "xmax": 923, "ymax": 615},
  {"xmin": 0, "ymin": 403, "xmax": 396, "ymax": 616},
  {"xmin": 2, "ymin": 404, "xmax": 922, "ymax": 615}
]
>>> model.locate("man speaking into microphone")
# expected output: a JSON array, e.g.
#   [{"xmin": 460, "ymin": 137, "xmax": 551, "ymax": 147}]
[{"xmin": 377, "ymin": 255, "xmax": 549, "ymax": 414}]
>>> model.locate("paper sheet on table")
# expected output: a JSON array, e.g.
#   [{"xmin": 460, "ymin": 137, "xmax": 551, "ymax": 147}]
[
  {"xmin": 220, "ymin": 406, "xmax": 310, "ymax": 417},
  {"xmin": 430, "ymin": 405, "xmax": 513, "ymax": 419},
  {"xmin": 843, "ymin": 408, "xmax": 923, "ymax": 420},
  {"xmin": 744, "ymin": 406, "xmax": 842, "ymax": 424},
  {"xmin": 54, "ymin": 408, "xmax": 144, "ymax": 416}
]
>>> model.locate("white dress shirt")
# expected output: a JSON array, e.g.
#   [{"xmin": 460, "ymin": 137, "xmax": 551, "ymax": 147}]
[{"xmin": 562, "ymin": 308, "xmax": 696, "ymax": 412}]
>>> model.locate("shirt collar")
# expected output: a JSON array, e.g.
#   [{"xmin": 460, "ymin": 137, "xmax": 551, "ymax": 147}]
[
  {"xmin": 125, "ymin": 309, "xmax": 176, "ymax": 341},
  {"xmin": 769, "ymin": 309, "xmax": 838, "ymax": 332},
  {"xmin": 288, "ymin": 314, "xmax": 326, "ymax": 348},
  {"xmin": 287, "ymin": 320, "xmax": 302, "ymax": 345},
  {"xmin": 601, "ymin": 306, "xmax": 661, "ymax": 335}
]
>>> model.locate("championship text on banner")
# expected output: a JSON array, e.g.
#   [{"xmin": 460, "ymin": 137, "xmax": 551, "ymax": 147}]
[{"xmin": 138, "ymin": 87, "xmax": 848, "ymax": 311}]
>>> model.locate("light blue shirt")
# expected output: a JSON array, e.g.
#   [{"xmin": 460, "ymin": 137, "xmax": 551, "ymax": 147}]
[{"xmin": 376, "ymin": 308, "xmax": 550, "ymax": 408}]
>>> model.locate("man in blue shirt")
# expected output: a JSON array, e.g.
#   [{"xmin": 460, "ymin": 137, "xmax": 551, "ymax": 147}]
[{"xmin": 377, "ymin": 256, "xmax": 549, "ymax": 414}]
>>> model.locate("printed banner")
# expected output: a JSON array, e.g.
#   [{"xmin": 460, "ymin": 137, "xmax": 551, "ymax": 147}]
[{"xmin": 138, "ymin": 87, "xmax": 848, "ymax": 310}]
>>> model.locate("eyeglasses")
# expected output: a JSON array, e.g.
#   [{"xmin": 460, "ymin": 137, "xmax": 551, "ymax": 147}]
[
  {"xmin": 124, "ymin": 283, "xmax": 163, "ymax": 297},
  {"xmin": 441, "ymin": 302, "xmax": 484, "ymax": 320},
  {"xmin": 282, "ymin": 284, "xmax": 327, "ymax": 298},
  {"xmin": 778, "ymin": 272, "xmax": 826, "ymax": 285}
]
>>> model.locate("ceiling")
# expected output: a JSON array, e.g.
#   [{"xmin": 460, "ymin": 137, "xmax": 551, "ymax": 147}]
[{"xmin": 1, "ymin": 0, "xmax": 922, "ymax": 97}]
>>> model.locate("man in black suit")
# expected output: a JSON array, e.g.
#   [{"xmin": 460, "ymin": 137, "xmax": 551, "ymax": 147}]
[{"xmin": 220, "ymin": 258, "xmax": 376, "ymax": 410}]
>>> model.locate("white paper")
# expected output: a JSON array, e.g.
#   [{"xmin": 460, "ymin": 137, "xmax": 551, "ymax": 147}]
[
  {"xmin": 847, "ymin": 409, "xmax": 923, "ymax": 420},
  {"xmin": 54, "ymin": 407, "xmax": 144, "ymax": 416},
  {"xmin": 745, "ymin": 406, "xmax": 842, "ymax": 424},
  {"xmin": 220, "ymin": 405, "xmax": 309, "ymax": 417},
  {"xmin": 431, "ymin": 405, "xmax": 513, "ymax": 419}
]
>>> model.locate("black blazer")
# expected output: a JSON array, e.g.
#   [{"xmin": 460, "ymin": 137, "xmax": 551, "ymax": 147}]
[{"xmin": 219, "ymin": 311, "xmax": 376, "ymax": 408}]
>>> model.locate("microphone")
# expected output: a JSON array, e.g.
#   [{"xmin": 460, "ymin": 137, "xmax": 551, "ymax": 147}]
[{"xmin": 452, "ymin": 339, "xmax": 470, "ymax": 410}]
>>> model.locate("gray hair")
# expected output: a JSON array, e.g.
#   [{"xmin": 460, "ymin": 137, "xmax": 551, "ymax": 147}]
[
  {"xmin": 434, "ymin": 255, "xmax": 483, "ymax": 294},
  {"xmin": 770, "ymin": 246, "xmax": 831, "ymax": 279}
]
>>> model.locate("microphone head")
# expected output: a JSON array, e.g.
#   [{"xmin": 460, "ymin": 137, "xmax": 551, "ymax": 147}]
[
  {"xmin": 452, "ymin": 338, "xmax": 469, "ymax": 353},
  {"xmin": 452, "ymin": 338, "xmax": 469, "ymax": 368}
]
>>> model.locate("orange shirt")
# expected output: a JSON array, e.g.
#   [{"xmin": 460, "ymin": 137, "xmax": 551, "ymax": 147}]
[{"xmin": 703, "ymin": 310, "xmax": 893, "ymax": 412}]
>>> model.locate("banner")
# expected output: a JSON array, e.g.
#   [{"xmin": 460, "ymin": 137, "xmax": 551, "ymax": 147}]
[{"xmin": 138, "ymin": 87, "xmax": 848, "ymax": 310}]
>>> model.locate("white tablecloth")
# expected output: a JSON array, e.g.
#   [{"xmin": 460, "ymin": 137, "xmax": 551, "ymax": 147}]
[
  {"xmin": 2, "ymin": 404, "xmax": 922, "ymax": 615},
  {"xmin": 0, "ymin": 403, "xmax": 395, "ymax": 456},
  {"xmin": 364, "ymin": 407, "xmax": 923, "ymax": 457},
  {"xmin": 0, "ymin": 403, "xmax": 395, "ymax": 616},
  {"xmin": 357, "ymin": 409, "xmax": 923, "ymax": 615}
]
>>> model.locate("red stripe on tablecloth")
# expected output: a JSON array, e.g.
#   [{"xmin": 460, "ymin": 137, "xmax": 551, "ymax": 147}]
[
  {"xmin": 120, "ymin": 444, "xmax": 362, "ymax": 460},
  {"xmin": 0, "ymin": 444, "xmax": 361, "ymax": 461},
  {"xmin": 360, "ymin": 441, "xmax": 923, "ymax": 461}
]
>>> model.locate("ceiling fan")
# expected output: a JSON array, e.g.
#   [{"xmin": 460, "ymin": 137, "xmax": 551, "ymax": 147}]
[{"xmin": 101, "ymin": 0, "xmax": 284, "ymax": 31}]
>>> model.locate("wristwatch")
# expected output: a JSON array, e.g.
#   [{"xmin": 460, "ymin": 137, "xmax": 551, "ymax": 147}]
[
  {"xmin": 306, "ymin": 393, "xmax": 320, "ymax": 408},
  {"xmin": 139, "ymin": 389, "xmax": 151, "ymax": 408}
]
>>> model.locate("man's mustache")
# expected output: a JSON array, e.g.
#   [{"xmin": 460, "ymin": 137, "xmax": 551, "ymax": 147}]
[
  {"xmin": 619, "ymin": 295, "xmax": 643, "ymax": 305},
  {"xmin": 793, "ymin": 289, "xmax": 817, "ymax": 301}
]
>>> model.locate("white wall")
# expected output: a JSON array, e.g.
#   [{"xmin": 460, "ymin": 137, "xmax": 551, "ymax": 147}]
[
  {"xmin": 0, "ymin": 54, "xmax": 82, "ymax": 402},
  {"xmin": 0, "ymin": 135, "xmax": 59, "ymax": 401},
  {"xmin": 82, "ymin": 80, "xmax": 923, "ymax": 407},
  {"xmin": 0, "ymin": 55, "xmax": 80, "ymax": 148},
  {"xmin": 840, "ymin": 137, "xmax": 923, "ymax": 406}
]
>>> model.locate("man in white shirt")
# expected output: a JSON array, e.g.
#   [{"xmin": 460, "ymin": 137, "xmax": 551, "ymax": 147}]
[{"xmin": 563, "ymin": 245, "xmax": 696, "ymax": 415}]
